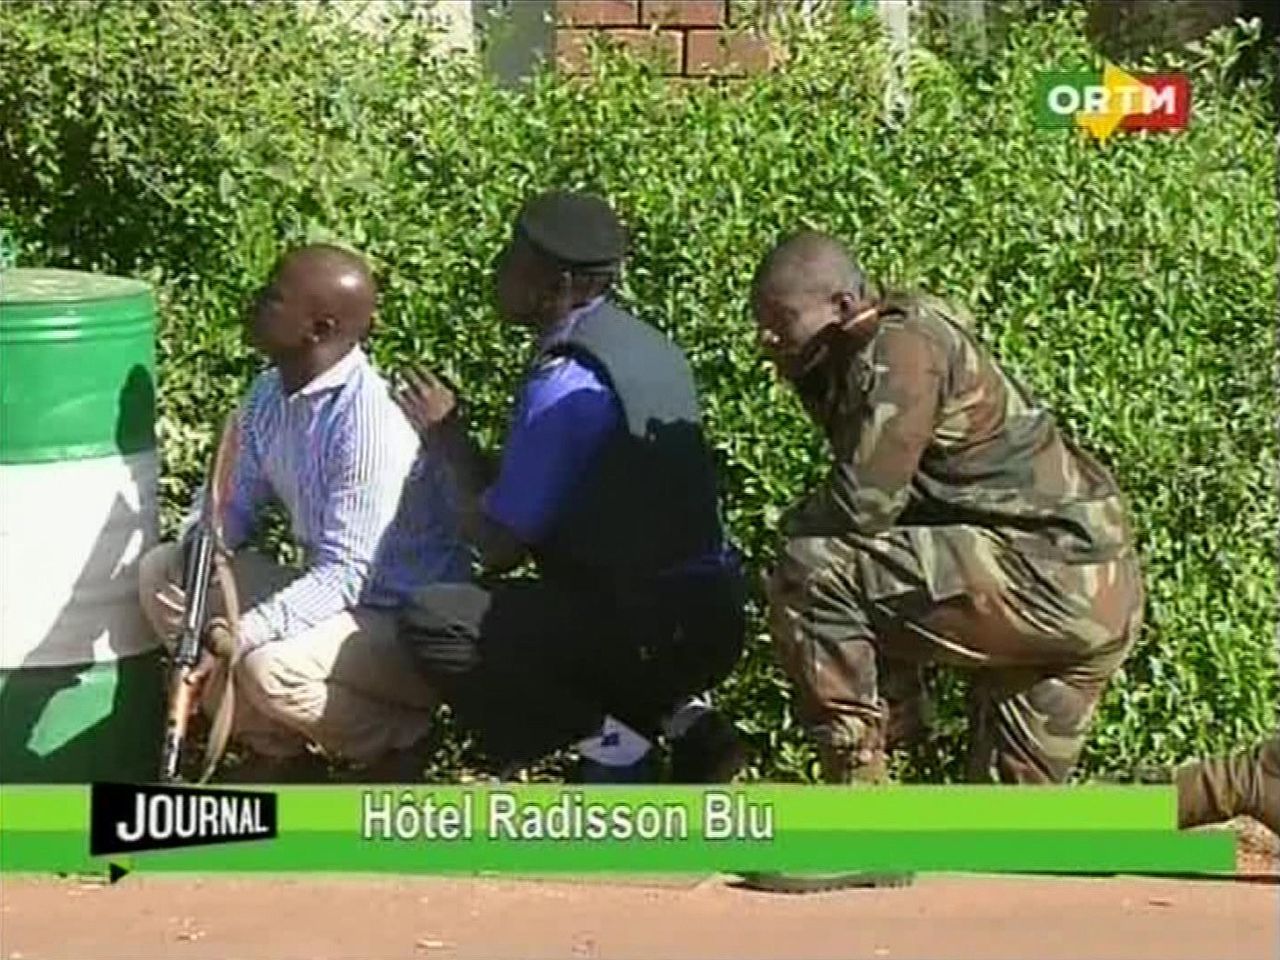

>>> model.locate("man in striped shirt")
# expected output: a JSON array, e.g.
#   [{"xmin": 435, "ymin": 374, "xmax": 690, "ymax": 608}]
[{"xmin": 138, "ymin": 245, "xmax": 469, "ymax": 781}]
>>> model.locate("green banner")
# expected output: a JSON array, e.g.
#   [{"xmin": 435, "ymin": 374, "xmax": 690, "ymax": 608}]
[
  {"xmin": 0, "ymin": 784, "xmax": 1178, "ymax": 832},
  {"xmin": 0, "ymin": 785, "xmax": 1235, "ymax": 877}
]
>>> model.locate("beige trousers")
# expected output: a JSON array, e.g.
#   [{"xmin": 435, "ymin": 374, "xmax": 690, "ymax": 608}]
[{"xmin": 138, "ymin": 541, "xmax": 438, "ymax": 764}]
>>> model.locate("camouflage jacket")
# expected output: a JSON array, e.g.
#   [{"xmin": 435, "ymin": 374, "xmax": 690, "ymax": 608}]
[{"xmin": 784, "ymin": 289, "xmax": 1136, "ymax": 565}]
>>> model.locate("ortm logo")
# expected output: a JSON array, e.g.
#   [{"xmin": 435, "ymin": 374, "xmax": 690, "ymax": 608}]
[{"xmin": 1035, "ymin": 63, "xmax": 1191, "ymax": 142}]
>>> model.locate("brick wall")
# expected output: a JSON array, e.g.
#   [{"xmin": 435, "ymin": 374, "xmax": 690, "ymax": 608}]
[{"xmin": 556, "ymin": 0, "xmax": 776, "ymax": 78}]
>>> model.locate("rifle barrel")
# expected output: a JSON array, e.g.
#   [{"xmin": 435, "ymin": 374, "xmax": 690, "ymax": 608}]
[{"xmin": 176, "ymin": 532, "xmax": 215, "ymax": 667}]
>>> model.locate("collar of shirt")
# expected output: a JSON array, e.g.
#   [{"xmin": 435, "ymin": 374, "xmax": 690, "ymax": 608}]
[
  {"xmin": 538, "ymin": 296, "xmax": 607, "ymax": 353},
  {"xmin": 287, "ymin": 345, "xmax": 366, "ymax": 402}
]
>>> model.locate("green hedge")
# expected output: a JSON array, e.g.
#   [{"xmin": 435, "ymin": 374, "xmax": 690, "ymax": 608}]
[{"xmin": 2, "ymin": 0, "xmax": 1275, "ymax": 781}]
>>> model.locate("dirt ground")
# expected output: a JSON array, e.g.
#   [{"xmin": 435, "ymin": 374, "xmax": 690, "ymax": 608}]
[{"xmin": 3, "ymin": 836, "xmax": 1276, "ymax": 960}]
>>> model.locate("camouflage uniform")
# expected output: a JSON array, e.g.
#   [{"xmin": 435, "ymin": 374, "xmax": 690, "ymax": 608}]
[
  {"xmin": 1176, "ymin": 734, "xmax": 1280, "ymax": 835},
  {"xmin": 768, "ymin": 290, "xmax": 1145, "ymax": 784}
]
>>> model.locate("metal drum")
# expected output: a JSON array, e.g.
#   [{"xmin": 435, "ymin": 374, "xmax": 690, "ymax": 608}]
[{"xmin": 0, "ymin": 267, "xmax": 163, "ymax": 782}]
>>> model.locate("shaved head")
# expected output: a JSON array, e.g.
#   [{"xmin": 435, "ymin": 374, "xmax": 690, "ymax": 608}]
[
  {"xmin": 752, "ymin": 230, "xmax": 864, "ymax": 303},
  {"xmin": 751, "ymin": 230, "xmax": 872, "ymax": 381},
  {"xmin": 246, "ymin": 243, "xmax": 378, "ymax": 390},
  {"xmin": 274, "ymin": 244, "xmax": 377, "ymax": 342}
]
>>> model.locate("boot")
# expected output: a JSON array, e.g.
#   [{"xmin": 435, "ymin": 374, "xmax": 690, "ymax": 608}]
[
  {"xmin": 818, "ymin": 743, "xmax": 889, "ymax": 785},
  {"xmin": 1176, "ymin": 735, "xmax": 1280, "ymax": 836},
  {"xmin": 735, "ymin": 870, "xmax": 915, "ymax": 893},
  {"xmin": 737, "ymin": 730, "xmax": 913, "ymax": 894}
]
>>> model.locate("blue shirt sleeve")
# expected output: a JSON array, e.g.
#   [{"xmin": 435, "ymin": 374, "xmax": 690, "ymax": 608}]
[{"xmin": 482, "ymin": 355, "xmax": 621, "ymax": 546}]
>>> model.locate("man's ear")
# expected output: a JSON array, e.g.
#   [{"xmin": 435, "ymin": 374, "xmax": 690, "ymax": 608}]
[
  {"xmin": 311, "ymin": 314, "xmax": 338, "ymax": 344},
  {"xmin": 832, "ymin": 291, "xmax": 858, "ymax": 326},
  {"xmin": 834, "ymin": 290, "xmax": 876, "ymax": 332},
  {"xmin": 540, "ymin": 270, "xmax": 572, "ymax": 316}
]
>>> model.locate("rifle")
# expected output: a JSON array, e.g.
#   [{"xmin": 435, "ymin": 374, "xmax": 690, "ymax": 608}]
[{"xmin": 159, "ymin": 412, "xmax": 242, "ymax": 784}]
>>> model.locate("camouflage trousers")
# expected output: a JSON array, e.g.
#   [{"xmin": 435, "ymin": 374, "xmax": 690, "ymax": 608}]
[
  {"xmin": 767, "ymin": 525, "xmax": 1145, "ymax": 784},
  {"xmin": 1176, "ymin": 734, "xmax": 1280, "ymax": 835}
]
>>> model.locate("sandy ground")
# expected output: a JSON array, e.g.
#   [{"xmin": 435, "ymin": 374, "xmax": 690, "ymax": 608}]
[{"xmin": 3, "ymin": 863, "xmax": 1277, "ymax": 960}]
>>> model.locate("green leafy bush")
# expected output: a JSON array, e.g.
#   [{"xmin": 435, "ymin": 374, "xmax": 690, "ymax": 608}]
[{"xmin": 1, "ymin": 0, "xmax": 1274, "ymax": 781}]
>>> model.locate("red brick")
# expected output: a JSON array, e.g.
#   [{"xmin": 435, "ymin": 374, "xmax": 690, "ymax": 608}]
[
  {"xmin": 684, "ymin": 28, "xmax": 775, "ymax": 75},
  {"xmin": 640, "ymin": 0, "xmax": 725, "ymax": 27},
  {"xmin": 556, "ymin": 0, "xmax": 640, "ymax": 27},
  {"xmin": 556, "ymin": 28, "xmax": 684, "ymax": 74}
]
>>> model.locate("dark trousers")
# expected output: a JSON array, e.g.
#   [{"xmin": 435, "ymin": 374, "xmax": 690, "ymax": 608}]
[{"xmin": 398, "ymin": 572, "xmax": 746, "ymax": 765}]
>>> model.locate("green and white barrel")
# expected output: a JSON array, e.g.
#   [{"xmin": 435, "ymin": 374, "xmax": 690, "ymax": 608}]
[{"xmin": 0, "ymin": 268, "xmax": 164, "ymax": 782}]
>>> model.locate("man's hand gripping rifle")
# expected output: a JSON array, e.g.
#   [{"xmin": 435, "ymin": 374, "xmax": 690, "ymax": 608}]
[{"xmin": 159, "ymin": 413, "xmax": 242, "ymax": 784}]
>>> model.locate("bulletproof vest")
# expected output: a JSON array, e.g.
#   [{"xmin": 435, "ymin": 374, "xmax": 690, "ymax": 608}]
[{"xmin": 532, "ymin": 299, "xmax": 724, "ymax": 588}]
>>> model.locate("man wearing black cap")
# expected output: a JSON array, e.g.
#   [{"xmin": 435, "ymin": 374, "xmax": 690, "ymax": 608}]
[{"xmin": 395, "ymin": 190, "xmax": 747, "ymax": 782}]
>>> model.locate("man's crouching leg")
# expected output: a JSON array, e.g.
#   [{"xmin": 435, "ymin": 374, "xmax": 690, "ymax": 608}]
[
  {"xmin": 966, "ymin": 669, "xmax": 1109, "ymax": 784},
  {"xmin": 233, "ymin": 609, "xmax": 439, "ymax": 782},
  {"xmin": 964, "ymin": 555, "xmax": 1145, "ymax": 785},
  {"xmin": 766, "ymin": 538, "xmax": 889, "ymax": 785},
  {"xmin": 738, "ymin": 538, "xmax": 915, "ymax": 893}
]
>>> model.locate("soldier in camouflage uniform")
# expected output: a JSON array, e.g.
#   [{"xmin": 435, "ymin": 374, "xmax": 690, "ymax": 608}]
[{"xmin": 752, "ymin": 231, "xmax": 1145, "ymax": 785}]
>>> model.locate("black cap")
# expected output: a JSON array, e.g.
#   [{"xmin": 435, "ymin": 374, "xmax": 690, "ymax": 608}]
[{"xmin": 515, "ymin": 190, "xmax": 626, "ymax": 272}]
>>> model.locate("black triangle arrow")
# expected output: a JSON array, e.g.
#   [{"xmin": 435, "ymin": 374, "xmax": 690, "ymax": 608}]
[{"xmin": 108, "ymin": 862, "xmax": 129, "ymax": 884}]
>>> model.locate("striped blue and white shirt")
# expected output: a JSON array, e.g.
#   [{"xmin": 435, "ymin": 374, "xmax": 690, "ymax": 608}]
[{"xmin": 188, "ymin": 346, "xmax": 470, "ymax": 648}]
